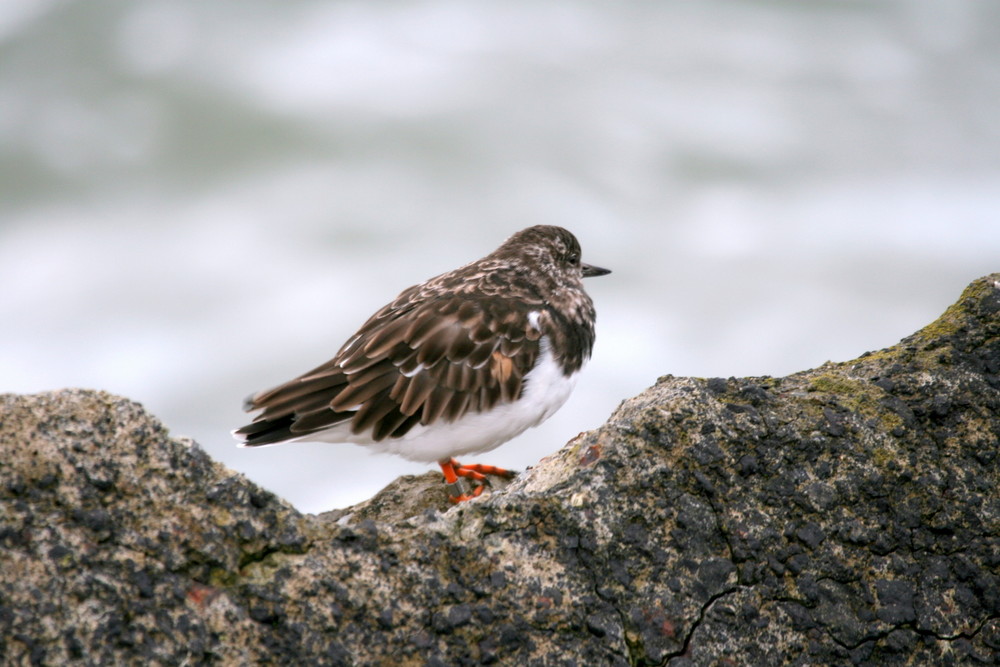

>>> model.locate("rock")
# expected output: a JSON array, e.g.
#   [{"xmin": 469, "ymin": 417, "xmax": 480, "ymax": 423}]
[{"xmin": 3, "ymin": 274, "xmax": 1000, "ymax": 665}]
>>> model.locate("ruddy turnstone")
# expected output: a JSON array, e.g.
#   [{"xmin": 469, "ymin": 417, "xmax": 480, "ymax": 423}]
[{"xmin": 234, "ymin": 225, "xmax": 609, "ymax": 502}]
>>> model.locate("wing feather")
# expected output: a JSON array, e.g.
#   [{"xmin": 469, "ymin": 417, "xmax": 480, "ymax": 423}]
[
  {"xmin": 414, "ymin": 324, "xmax": 457, "ymax": 365},
  {"xmin": 397, "ymin": 370, "xmax": 436, "ymax": 416},
  {"xmin": 329, "ymin": 369, "xmax": 397, "ymax": 411},
  {"xmin": 350, "ymin": 392, "xmax": 399, "ymax": 433},
  {"xmin": 237, "ymin": 294, "xmax": 545, "ymax": 446},
  {"xmin": 421, "ymin": 385, "xmax": 455, "ymax": 425},
  {"xmin": 444, "ymin": 361, "xmax": 472, "ymax": 389},
  {"xmin": 362, "ymin": 317, "xmax": 412, "ymax": 358},
  {"xmin": 371, "ymin": 405, "xmax": 412, "ymax": 441},
  {"xmin": 247, "ymin": 370, "xmax": 347, "ymax": 415},
  {"xmin": 404, "ymin": 312, "xmax": 454, "ymax": 346},
  {"xmin": 443, "ymin": 391, "xmax": 471, "ymax": 422}
]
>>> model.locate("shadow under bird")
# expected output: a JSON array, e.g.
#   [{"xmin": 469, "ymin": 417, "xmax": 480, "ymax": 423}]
[{"xmin": 234, "ymin": 225, "xmax": 610, "ymax": 502}]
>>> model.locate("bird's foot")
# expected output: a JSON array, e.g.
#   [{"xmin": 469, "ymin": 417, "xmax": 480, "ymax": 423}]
[
  {"xmin": 444, "ymin": 479, "xmax": 485, "ymax": 503},
  {"xmin": 439, "ymin": 458, "xmax": 517, "ymax": 503}
]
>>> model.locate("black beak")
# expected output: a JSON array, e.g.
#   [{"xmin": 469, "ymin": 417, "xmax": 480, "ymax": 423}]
[{"xmin": 582, "ymin": 263, "xmax": 611, "ymax": 278}]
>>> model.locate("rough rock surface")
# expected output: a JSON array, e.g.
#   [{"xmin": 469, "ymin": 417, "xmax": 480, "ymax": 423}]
[{"xmin": 3, "ymin": 275, "xmax": 1000, "ymax": 666}]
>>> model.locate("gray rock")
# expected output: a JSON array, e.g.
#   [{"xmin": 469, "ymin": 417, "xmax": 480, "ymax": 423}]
[{"xmin": 3, "ymin": 274, "xmax": 1000, "ymax": 665}]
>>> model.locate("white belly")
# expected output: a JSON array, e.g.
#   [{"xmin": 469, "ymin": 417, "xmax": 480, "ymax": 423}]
[{"xmin": 304, "ymin": 337, "xmax": 579, "ymax": 463}]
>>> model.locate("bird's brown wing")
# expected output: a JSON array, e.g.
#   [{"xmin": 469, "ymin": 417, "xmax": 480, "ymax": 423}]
[{"xmin": 235, "ymin": 295, "xmax": 544, "ymax": 446}]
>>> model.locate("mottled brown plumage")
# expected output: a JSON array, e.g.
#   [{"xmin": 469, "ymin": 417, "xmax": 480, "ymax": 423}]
[{"xmin": 234, "ymin": 226, "xmax": 609, "ymax": 476}]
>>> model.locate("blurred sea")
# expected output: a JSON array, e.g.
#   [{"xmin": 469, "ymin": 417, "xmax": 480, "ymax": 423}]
[{"xmin": 2, "ymin": 1, "xmax": 998, "ymax": 511}]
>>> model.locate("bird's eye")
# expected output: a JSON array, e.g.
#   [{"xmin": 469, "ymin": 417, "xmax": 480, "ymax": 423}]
[{"xmin": 566, "ymin": 253, "xmax": 580, "ymax": 265}]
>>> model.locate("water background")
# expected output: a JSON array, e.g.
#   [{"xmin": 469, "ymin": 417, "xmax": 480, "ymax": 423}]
[{"xmin": 3, "ymin": 1, "xmax": 998, "ymax": 511}]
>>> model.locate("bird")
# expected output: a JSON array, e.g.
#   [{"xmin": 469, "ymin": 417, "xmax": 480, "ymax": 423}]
[{"xmin": 233, "ymin": 225, "xmax": 610, "ymax": 503}]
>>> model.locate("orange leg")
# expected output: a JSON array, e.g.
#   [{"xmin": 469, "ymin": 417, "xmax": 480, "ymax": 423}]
[
  {"xmin": 450, "ymin": 460, "xmax": 516, "ymax": 480},
  {"xmin": 438, "ymin": 459, "xmax": 515, "ymax": 503}
]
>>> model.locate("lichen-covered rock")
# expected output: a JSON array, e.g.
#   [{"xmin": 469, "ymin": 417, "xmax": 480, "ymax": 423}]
[{"xmin": 3, "ymin": 275, "xmax": 999, "ymax": 665}]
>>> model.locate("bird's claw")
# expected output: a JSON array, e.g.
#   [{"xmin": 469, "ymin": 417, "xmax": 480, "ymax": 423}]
[
  {"xmin": 447, "ymin": 481, "xmax": 485, "ymax": 503},
  {"xmin": 440, "ymin": 458, "xmax": 518, "ymax": 503}
]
